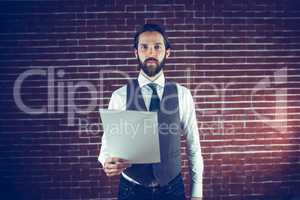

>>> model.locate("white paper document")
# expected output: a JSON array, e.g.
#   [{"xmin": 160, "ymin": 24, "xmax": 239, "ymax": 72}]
[{"xmin": 99, "ymin": 109, "xmax": 161, "ymax": 164}]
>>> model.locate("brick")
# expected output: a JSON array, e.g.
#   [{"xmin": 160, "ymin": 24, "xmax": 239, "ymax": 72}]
[{"xmin": 0, "ymin": 1, "xmax": 299, "ymax": 200}]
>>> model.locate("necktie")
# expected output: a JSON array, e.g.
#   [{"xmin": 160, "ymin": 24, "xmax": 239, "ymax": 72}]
[{"xmin": 148, "ymin": 83, "xmax": 160, "ymax": 112}]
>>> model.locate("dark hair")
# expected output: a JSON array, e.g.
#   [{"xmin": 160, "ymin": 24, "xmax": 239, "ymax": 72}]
[{"xmin": 133, "ymin": 23, "xmax": 171, "ymax": 49}]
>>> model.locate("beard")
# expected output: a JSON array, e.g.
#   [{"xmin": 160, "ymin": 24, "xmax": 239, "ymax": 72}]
[{"xmin": 137, "ymin": 54, "xmax": 167, "ymax": 77}]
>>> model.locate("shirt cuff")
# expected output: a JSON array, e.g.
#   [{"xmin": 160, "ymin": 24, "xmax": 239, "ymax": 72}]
[
  {"xmin": 98, "ymin": 154, "xmax": 107, "ymax": 168},
  {"xmin": 191, "ymin": 182, "xmax": 203, "ymax": 198}
]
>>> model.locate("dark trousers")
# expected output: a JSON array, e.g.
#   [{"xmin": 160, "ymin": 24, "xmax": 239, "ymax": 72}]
[{"xmin": 118, "ymin": 174, "xmax": 186, "ymax": 200}]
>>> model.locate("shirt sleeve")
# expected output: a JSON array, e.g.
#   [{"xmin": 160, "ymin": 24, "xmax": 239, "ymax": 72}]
[
  {"xmin": 98, "ymin": 86, "xmax": 127, "ymax": 167},
  {"xmin": 179, "ymin": 85, "xmax": 204, "ymax": 198}
]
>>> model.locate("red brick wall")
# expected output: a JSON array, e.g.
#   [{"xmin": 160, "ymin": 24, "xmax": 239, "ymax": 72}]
[{"xmin": 1, "ymin": 0, "xmax": 300, "ymax": 200}]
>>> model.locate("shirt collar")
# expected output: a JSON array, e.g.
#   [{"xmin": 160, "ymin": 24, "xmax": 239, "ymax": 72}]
[{"xmin": 138, "ymin": 70, "xmax": 165, "ymax": 88}]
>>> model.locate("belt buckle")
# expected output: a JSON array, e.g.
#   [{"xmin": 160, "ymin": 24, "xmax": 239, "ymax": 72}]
[{"xmin": 148, "ymin": 181, "xmax": 159, "ymax": 187}]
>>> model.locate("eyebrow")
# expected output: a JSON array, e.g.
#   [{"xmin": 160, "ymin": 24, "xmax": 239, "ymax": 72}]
[{"xmin": 139, "ymin": 42, "xmax": 163, "ymax": 46}]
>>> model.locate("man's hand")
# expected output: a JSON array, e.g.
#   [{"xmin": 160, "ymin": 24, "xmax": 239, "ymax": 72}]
[
  {"xmin": 191, "ymin": 198, "xmax": 202, "ymax": 200},
  {"xmin": 103, "ymin": 157, "xmax": 131, "ymax": 177}
]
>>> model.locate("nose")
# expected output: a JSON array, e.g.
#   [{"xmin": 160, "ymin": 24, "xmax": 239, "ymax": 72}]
[{"xmin": 146, "ymin": 46, "xmax": 156, "ymax": 57}]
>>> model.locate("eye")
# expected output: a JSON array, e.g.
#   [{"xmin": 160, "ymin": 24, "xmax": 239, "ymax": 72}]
[
  {"xmin": 154, "ymin": 45, "xmax": 161, "ymax": 50},
  {"xmin": 140, "ymin": 44, "xmax": 148, "ymax": 50}
]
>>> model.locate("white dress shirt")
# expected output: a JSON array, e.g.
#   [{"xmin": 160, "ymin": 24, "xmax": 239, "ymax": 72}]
[{"xmin": 98, "ymin": 70, "xmax": 203, "ymax": 197}]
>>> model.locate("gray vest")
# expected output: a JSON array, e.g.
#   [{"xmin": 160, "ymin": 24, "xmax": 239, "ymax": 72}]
[{"xmin": 124, "ymin": 79, "xmax": 182, "ymax": 186}]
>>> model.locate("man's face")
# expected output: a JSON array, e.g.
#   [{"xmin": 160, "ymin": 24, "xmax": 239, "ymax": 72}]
[{"xmin": 135, "ymin": 31, "xmax": 170, "ymax": 77}]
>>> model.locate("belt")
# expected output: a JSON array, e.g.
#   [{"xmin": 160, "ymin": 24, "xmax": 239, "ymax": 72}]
[
  {"xmin": 122, "ymin": 175, "xmax": 160, "ymax": 188},
  {"xmin": 122, "ymin": 172, "xmax": 160, "ymax": 188},
  {"xmin": 121, "ymin": 173, "xmax": 181, "ymax": 189}
]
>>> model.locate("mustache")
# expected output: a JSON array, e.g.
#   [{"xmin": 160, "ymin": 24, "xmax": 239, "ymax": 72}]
[{"xmin": 145, "ymin": 58, "xmax": 158, "ymax": 63}]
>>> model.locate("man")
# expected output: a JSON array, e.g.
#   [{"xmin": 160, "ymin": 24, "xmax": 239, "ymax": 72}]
[{"xmin": 99, "ymin": 24, "xmax": 203, "ymax": 200}]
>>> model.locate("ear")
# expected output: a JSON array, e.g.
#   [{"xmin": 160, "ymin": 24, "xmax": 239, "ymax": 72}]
[
  {"xmin": 134, "ymin": 49, "xmax": 138, "ymax": 58},
  {"xmin": 166, "ymin": 48, "xmax": 171, "ymax": 58}
]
